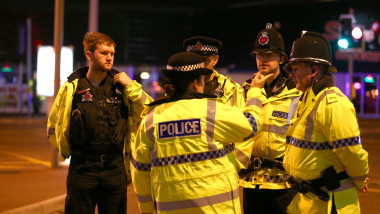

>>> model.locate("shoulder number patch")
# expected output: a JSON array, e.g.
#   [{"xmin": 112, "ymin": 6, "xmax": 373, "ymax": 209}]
[{"xmin": 158, "ymin": 119, "xmax": 201, "ymax": 139}]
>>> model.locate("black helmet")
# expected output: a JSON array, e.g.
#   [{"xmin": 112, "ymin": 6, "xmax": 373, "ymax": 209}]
[
  {"xmin": 251, "ymin": 23, "xmax": 288, "ymax": 62},
  {"xmin": 287, "ymin": 31, "xmax": 337, "ymax": 73}
]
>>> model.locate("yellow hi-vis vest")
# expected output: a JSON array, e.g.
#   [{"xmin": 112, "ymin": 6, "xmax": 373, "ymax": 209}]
[
  {"xmin": 236, "ymin": 85, "xmax": 301, "ymax": 189},
  {"xmin": 213, "ymin": 70, "xmax": 245, "ymax": 108},
  {"xmin": 283, "ymin": 86, "xmax": 369, "ymax": 214},
  {"xmin": 47, "ymin": 79, "xmax": 153, "ymax": 181},
  {"xmin": 131, "ymin": 96, "xmax": 263, "ymax": 214}
]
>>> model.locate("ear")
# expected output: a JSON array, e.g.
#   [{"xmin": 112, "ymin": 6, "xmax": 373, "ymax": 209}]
[
  {"xmin": 85, "ymin": 51, "xmax": 93, "ymax": 62},
  {"xmin": 280, "ymin": 55, "xmax": 286, "ymax": 64},
  {"xmin": 310, "ymin": 65, "xmax": 318, "ymax": 78},
  {"xmin": 213, "ymin": 55, "xmax": 219, "ymax": 66}
]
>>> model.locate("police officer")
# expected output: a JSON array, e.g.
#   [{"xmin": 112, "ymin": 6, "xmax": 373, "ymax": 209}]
[
  {"xmin": 284, "ymin": 31, "xmax": 369, "ymax": 213},
  {"xmin": 47, "ymin": 32, "xmax": 152, "ymax": 214},
  {"xmin": 183, "ymin": 36, "xmax": 245, "ymax": 107},
  {"xmin": 235, "ymin": 23, "xmax": 301, "ymax": 214},
  {"xmin": 130, "ymin": 52, "xmax": 268, "ymax": 214}
]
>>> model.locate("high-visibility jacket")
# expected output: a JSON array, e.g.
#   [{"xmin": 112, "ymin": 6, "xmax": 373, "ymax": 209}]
[
  {"xmin": 47, "ymin": 68, "xmax": 152, "ymax": 179},
  {"xmin": 130, "ymin": 93, "xmax": 263, "ymax": 214},
  {"xmin": 213, "ymin": 70, "xmax": 245, "ymax": 108},
  {"xmin": 283, "ymin": 86, "xmax": 369, "ymax": 214},
  {"xmin": 236, "ymin": 83, "xmax": 301, "ymax": 189}
]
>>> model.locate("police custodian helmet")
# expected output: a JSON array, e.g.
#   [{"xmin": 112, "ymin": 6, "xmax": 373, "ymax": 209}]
[
  {"xmin": 183, "ymin": 36, "xmax": 222, "ymax": 57},
  {"xmin": 251, "ymin": 23, "xmax": 288, "ymax": 62},
  {"xmin": 287, "ymin": 31, "xmax": 337, "ymax": 73}
]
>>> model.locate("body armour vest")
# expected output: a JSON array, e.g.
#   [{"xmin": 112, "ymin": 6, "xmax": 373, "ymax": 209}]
[{"xmin": 69, "ymin": 73, "xmax": 128, "ymax": 154}]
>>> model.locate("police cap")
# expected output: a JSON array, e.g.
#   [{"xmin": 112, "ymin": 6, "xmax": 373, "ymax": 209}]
[
  {"xmin": 287, "ymin": 31, "xmax": 337, "ymax": 73},
  {"xmin": 161, "ymin": 52, "xmax": 213, "ymax": 77},
  {"xmin": 183, "ymin": 36, "xmax": 222, "ymax": 56},
  {"xmin": 251, "ymin": 23, "xmax": 288, "ymax": 62}
]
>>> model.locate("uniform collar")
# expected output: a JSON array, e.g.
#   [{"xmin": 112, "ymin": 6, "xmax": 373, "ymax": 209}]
[
  {"xmin": 311, "ymin": 74, "xmax": 334, "ymax": 96},
  {"xmin": 148, "ymin": 92, "xmax": 216, "ymax": 106}
]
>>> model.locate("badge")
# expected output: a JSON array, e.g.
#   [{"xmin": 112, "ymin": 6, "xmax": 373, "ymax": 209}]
[
  {"xmin": 196, "ymin": 41, "xmax": 202, "ymax": 50},
  {"xmin": 81, "ymin": 90, "xmax": 93, "ymax": 102},
  {"xmin": 259, "ymin": 32, "xmax": 269, "ymax": 45}
]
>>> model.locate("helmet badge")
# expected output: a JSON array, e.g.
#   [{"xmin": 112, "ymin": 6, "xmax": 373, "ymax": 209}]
[
  {"xmin": 259, "ymin": 32, "xmax": 269, "ymax": 45},
  {"xmin": 196, "ymin": 41, "xmax": 202, "ymax": 50}
]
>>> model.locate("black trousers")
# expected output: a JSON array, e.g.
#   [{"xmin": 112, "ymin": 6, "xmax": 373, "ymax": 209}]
[
  {"xmin": 65, "ymin": 155, "xmax": 127, "ymax": 214},
  {"xmin": 243, "ymin": 187, "xmax": 297, "ymax": 214}
]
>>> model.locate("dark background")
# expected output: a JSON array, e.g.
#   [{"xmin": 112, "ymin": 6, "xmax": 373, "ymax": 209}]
[{"xmin": 1, "ymin": 0, "xmax": 380, "ymax": 72}]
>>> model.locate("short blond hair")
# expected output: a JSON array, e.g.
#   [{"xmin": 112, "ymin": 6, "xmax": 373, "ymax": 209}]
[{"xmin": 83, "ymin": 32, "xmax": 116, "ymax": 53}]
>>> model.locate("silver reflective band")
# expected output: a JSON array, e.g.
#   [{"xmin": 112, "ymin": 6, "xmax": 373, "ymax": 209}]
[
  {"xmin": 156, "ymin": 187, "xmax": 239, "ymax": 211},
  {"xmin": 262, "ymin": 124, "xmax": 288, "ymax": 135},
  {"xmin": 206, "ymin": 100, "xmax": 217, "ymax": 150},
  {"xmin": 320, "ymin": 179, "xmax": 355, "ymax": 193},
  {"xmin": 136, "ymin": 194, "xmax": 152, "ymax": 203},
  {"xmin": 167, "ymin": 62, "xmax": 205, "ymax": 72},
  {"xmin": 246, "ymin": 98, "xmax": 262, "ymax": 108},
  {"xmin": 349, "ymin": 174, "xmax": 368, "ymax": 181},
  {"xmin": 235, "ymin": 148, "xmax": 250, "ymax": 168}
]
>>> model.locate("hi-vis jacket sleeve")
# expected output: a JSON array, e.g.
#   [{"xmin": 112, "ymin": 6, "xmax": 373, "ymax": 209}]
[
  {"xmin": 317, "ymin": 94, "xmax": 369, "ymax": 190},
  {"xmin": 123, "ymin": 80, "xmax": 153, "ymax": 123},
  {"xmin": 130, "ymin": 115, "xmax": 155, "ymax": 213},
  {"xmin": 47, "ymin": 84, "xmax": 66, "ymax": 150},
  {"xmin": 235, "ymin": 86, "xmax": 265, "ymax": 169}
]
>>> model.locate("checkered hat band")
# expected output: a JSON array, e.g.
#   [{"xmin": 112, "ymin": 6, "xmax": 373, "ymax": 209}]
[
  {"xmin": 167, "ymin": 62, "xmax": 205, "ymax": 72},
  {"xmin": 287, "ymin": 136, "xmax": 361, "ymax": 150},
  {"xmin": 187, "ymin": 45, "xmax": 218, "ymax": 53},
  {"xmin": 151, "ymin": 143, "xmax": 235, "ymax": 167}
]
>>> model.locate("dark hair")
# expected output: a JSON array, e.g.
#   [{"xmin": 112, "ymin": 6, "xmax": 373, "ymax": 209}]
[
  {"xmin": 165, "ymin": 73, "xmax": 202, "ymax": 97},
  {"xmin": 83, "ymin": 32, "xmax": 116, "ymax": 53}
]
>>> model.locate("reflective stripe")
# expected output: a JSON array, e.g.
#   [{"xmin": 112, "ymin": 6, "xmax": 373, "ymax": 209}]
[
  {"xmin": 246, "ymin": 97, "xmax": 262, "ymax": 108},
  {"xmin": 305, "ymin": 90, "xmax": 334, "ymax": 141},
  {"xmin": 137, "ymin": 92, "xmax": 148, "ymax": 106},
  {"xmin": 262, "ymin": 124, "xmax": 288, "ymax": 135},
  {"xmin": 235, "ymin": 147, "xmax": 250, "ymax": 168},
  {"xmin": 130, "ymin": 154, "xmax": 151, "ymax": 171},
  {"xmin": 244, "ymin": 112, "xmax": 258, "ymax": 138},
  {"xmin": 206, "ymin": 100, "xmax": 217, "ymax": 150},
  {"xmin": 151, "ymin": 144, "xmax": 235, "ymax": 167},
  {"xmin": 287, "ymin": 96, "xmax": 299, "ymax": 125},
  {"xmin": 349, "ymin": 174, "xmax": 367, "ymax": 181},
  {"xmin": 47, "ymin": 127, "xmax": 55, "ymax": 136},
  {"xmin": 320, "ymin": 179, "xmax": 355, "ymax": 193},
  {"xmin": 288, "ymin": 136, "xmax": 361, "ymax": 150},
  {"xmin": 145, "ymin": 110, "xmax": 155, "ymax": 144},
  {"xmin": 263, "ymin": 174, "xmax": 290, "ymax": 183},
  {"xmin": 156, "ymin": 187, "xmax": 239, "ymax": 211},
  {"xmin": 136, "ymin": 193, "xmax": 152, "ymax": 203}
]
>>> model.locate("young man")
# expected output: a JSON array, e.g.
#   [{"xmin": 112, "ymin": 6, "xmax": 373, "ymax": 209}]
[
  {"xmin": 130, "ymin": 52, "xmax": 268, "ymax": 214},
  {"xmin": 183, "ymin": 36, "xmax": 245, "ymax": 107},
  {"xmin": 47, "ymin": 32, "xmax": 152, "ymax": 213},
  {"xmin": 284, "ymin": 31, "xmax": 369, "ymax": 213},
  {"xmin": 236, "ymin": 23, "xmax": 301, "ymax": 214}
]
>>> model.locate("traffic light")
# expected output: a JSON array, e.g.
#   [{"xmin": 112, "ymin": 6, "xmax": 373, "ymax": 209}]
[{"xmin": 338, "ymin": 15, "xmax": 364, "ymax": 51}]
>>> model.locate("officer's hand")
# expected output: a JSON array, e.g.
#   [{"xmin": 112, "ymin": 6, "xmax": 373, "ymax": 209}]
[
  {"xmin": 251, "ymin": 72, "xmax": 274, "ymax": 88},
  {"xmin": 114, "ymin": 72, "xmax": 133, "ymax": 87},
  {"xmin": 362, "ymin": 177, "xmax": 370, "ymax": 193}
]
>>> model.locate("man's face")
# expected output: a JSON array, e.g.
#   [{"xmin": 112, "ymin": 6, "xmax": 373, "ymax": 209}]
[
  {"xmin": 255, "ymin": 52, "xmax": 282, "ymax": 76},
  {"xmin": 89, "ymin": 43, "xmax": 115, "ymax": 72},
  {"xmin": 290, "ymin": 62, "xmax": 313, "ymax": 92},
  {"xmin": 203, "ymin": 55, "xmax": 218, "ymax": 70}
]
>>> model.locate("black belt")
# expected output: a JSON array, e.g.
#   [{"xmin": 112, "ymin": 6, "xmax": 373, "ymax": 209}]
[
  {"xmin": 71, "ymin": 151, "xmax": 122, "ymax": 162},
  {"xmin": 308, "ymin": 171, "xmax": 349, "ymax": 188},
  {"xmin": 250, "ymin": 156, "xmax": 284, "ymax": 171}
]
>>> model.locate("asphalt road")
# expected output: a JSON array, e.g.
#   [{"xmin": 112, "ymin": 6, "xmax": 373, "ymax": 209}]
[{"xmin": 0, "ymin": 115, "xmax": 379, "ymax": 213}]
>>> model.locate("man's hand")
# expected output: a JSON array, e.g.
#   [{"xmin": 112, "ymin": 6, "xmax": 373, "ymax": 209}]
[
  {"xmin": 114, "ymin": 72, "xmax": 133, "ymax": 87},
  {"xmin": 362, "ymin": 177, "xmax": 370, "ymax": 193},
  {"xmin": 250, "ymin": 72, "xmax": 274, "ymax": 88}
]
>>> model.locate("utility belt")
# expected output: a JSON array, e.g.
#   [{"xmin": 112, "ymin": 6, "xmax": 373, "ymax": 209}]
[
  {"xmin": 286, "ymin": 166, "xmax": 349, "ymax": 201},
  {"xmin": 71, "ymin": 151, "xmax": 123, "ymax": 162},
  {"xmin": 239, "ymin": 156, "xmax": 284, "ymax": 177}
]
